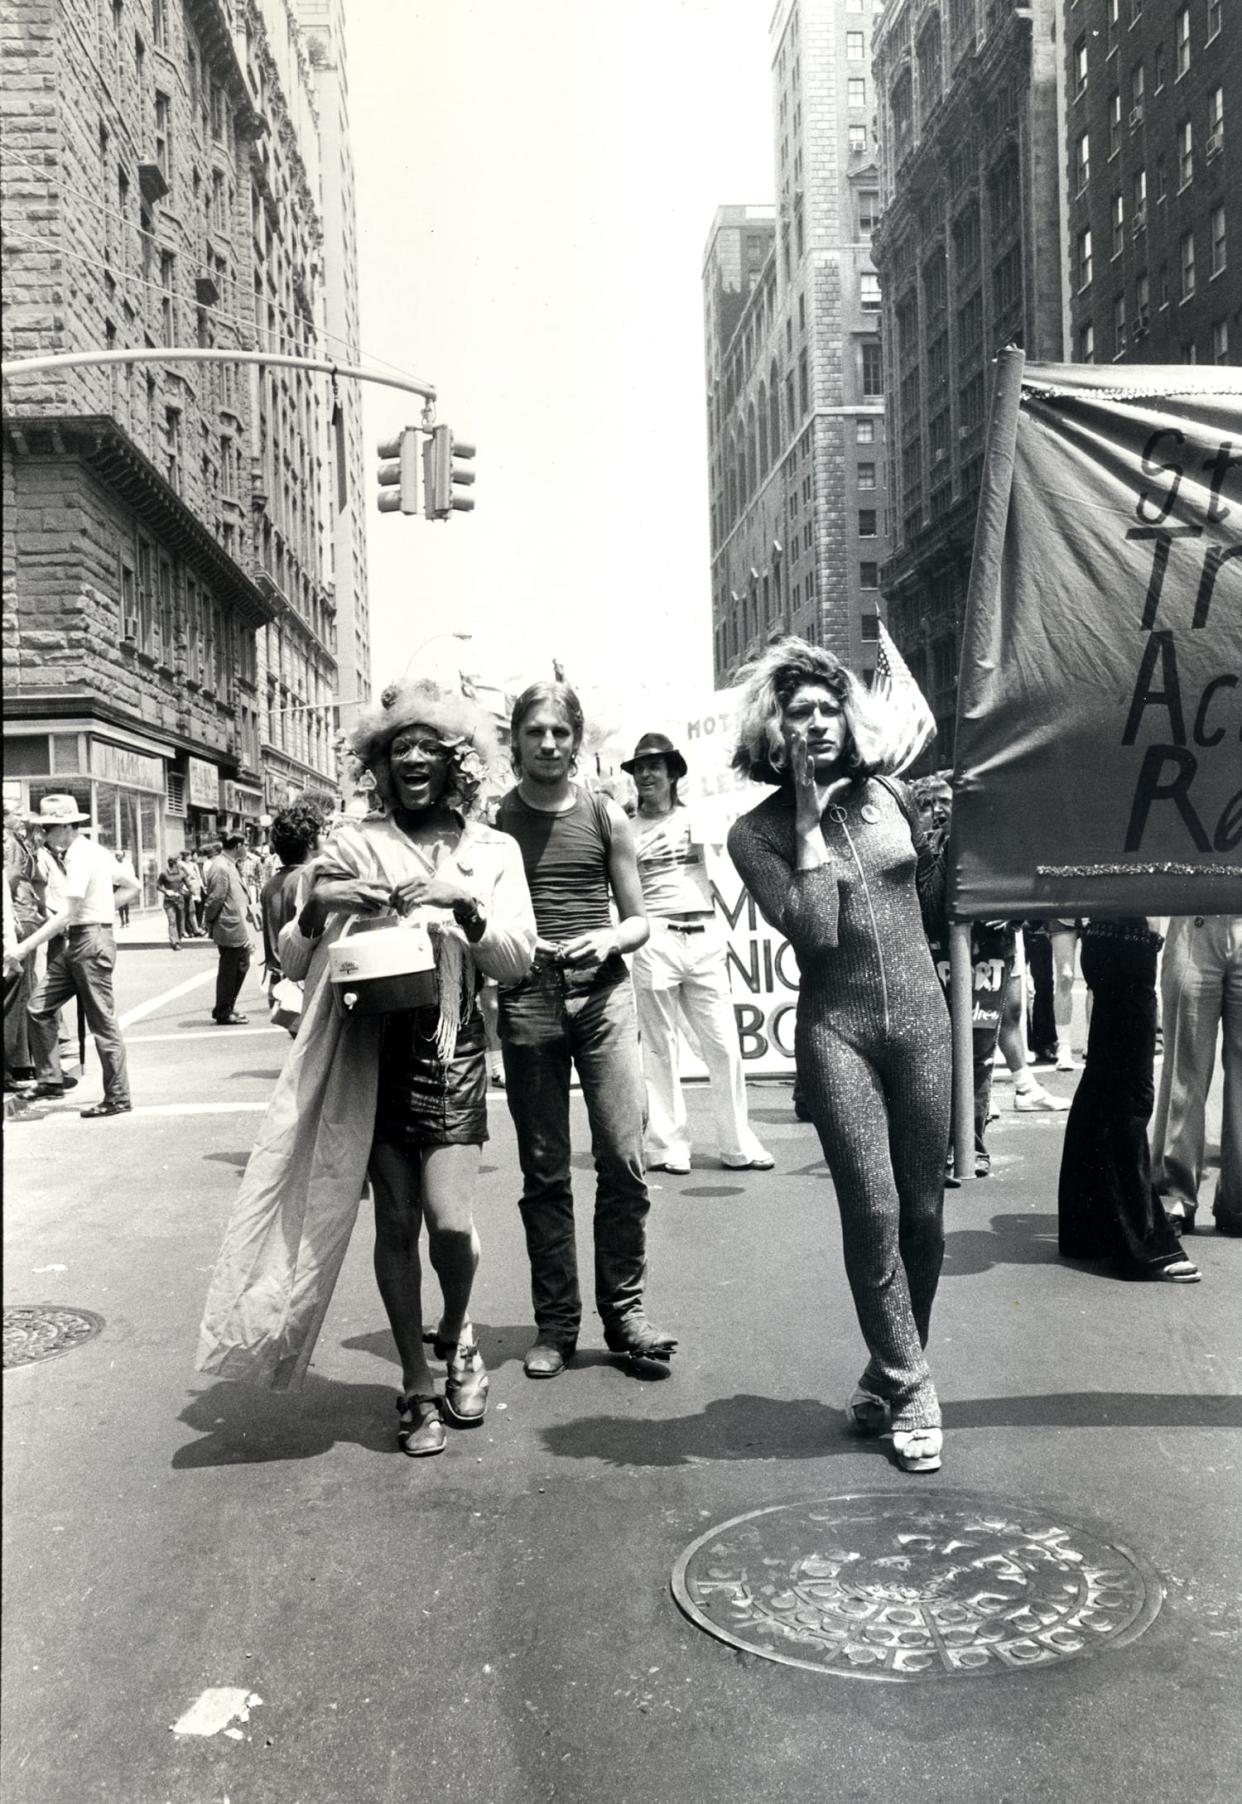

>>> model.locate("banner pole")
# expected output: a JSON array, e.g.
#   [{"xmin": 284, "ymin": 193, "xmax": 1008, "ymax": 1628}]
[
  {"xmin": 949, "ymin": 924, "xmax": 974, "ymax": 1183},
  {"xmin": 946, "ymin": 344, "xmax": 1027, "ymax": 1177}
]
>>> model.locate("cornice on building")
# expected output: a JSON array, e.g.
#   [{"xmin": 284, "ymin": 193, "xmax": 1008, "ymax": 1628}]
[{"xmin": 4, "ymin": 415, "xmax": 277, "ymax": 630}]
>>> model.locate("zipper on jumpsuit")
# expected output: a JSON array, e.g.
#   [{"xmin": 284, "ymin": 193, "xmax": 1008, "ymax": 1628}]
[{"xmin": 833, "ymin": 808, "xmax": 891, "ymax": 1039}]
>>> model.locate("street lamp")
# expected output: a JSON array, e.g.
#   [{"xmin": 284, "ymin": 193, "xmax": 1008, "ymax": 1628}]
[{"xmin": 403, "ymin": 631, "xmax": 472, "ymax": 675}]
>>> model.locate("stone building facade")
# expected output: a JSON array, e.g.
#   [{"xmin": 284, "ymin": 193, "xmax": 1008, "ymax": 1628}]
[
  {"xmin": 1064, "ymin": 0, "xmax": 1240, "ymax": 369},
  {"xmin": 871, "ymin": 0, "xmax": 1063, "ymax": 762},
  {"xmin": 704, "ymin": 0, "xmax": 891, "ymax": 688},
  {"xmin": 2, "ymin": 0, "xmax": 342, "ymax": 895}
]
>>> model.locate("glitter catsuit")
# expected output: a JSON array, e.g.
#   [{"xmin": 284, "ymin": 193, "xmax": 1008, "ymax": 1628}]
[{"xmin": 728, "ymin": 776, "xmax": 951, "ymax": 1429}]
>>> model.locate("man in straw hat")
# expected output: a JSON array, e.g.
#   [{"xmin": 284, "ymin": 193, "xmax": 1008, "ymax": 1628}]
[
  {"xmin": 19, "ymin": 794, "xmax": 139, "ymax": 1116},
  {"xmin": 624, "ymin": 732, "xmax": 773, "ymax": 1176}
]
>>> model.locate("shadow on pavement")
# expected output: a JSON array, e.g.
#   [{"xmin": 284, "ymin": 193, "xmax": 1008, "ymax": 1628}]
[
  {"xmin": 202, "ymin": 1149, "xmax": 250, "ymax": 1167},
  {"xmin": 227, "ymin": 1069, "xmax": 282, "ymax": 1081},
  {"xmin": 341, "ymin": 1321, "xmax": 542, "ymax": 1376},
  {"xmin": 540, "ymin": 1389, "xmax": 1242, "ymax": 1468},
  {"xmin": 942, "ymin": 1211, "xmax": 1060, "ymax": 1276},
  {"xmin": 173, "ymin": 1377, "xmax": 399, "ymax": 1464}
]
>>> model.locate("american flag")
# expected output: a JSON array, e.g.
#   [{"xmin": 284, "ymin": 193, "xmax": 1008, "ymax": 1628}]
[{"xmin": 868, "ymin": 622, "xmax": 936, "ymax": 775}]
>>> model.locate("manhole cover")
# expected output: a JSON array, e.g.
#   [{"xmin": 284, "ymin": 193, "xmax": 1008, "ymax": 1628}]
[
  {"xmin": 3, "ymin": 1305, "xmax": 105, "ymax": 1370},
  {"xmin": 672, "ymin": 1492, "xmax": 1161, "ymax": 1680}
]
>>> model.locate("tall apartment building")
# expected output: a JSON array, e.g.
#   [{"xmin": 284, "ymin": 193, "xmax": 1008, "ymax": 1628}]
[
  {"xmin": 704, "ymin": 0, "xmax": 891, "ymax": 688},
  {"xmin": 2, "ymin": 0, "xmax": 341, "ymax": 897},
  {"xmin": 1064, "ymin": 0, "xmax": 1239, "ymax": 369},
  {"xmin": 871, "ymin": 0, "xmax": 1063, "ymax": 761},
  {"xmin": 295, "ymin": 0, "xmax": 369, "ymax": 730}
]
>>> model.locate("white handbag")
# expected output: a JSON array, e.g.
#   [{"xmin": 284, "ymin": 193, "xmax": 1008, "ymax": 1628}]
[{"xmin": 327, "ymin": 913, "xmax": 439, "ymax": 1017}]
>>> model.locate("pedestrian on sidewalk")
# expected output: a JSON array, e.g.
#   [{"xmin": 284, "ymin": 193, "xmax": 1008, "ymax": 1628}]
[
  {"xmin": 20, "ymin": 795, "xmax": 138, "ymax": 1117},
  {"xmin": 204, "ymin": 835, "xmax": 255, "ymax": 1024},
  {"xmin": 113, "ymin": 848, "xmax": 137, "ymax": 928},
  {"xmin": 624, "ymin": 731, "xmax": 773, "ymax": 1176},
  {"xmin": 726, "ymin": 639, "xmax": 950, "ymax": 1475},
  {"xmin": 1151, "ymin": 913, "xmax": 1242, "ymax": 1237},
  {"xmin": 181, "ymin": 851, "xmax": 206, "ymax": 936},
  {"xmin": 1058, "ymin": 918, "xmax": 1199, "ymax": 1281},
  {"xmin": 197, "ymin": 677, "xmax": 536, "ymax": 1456},
  {"xmin": 3, "ymin": 805, "xmax": 44, "ymax": 1087},
  {"xmin": 157, "ymin": 855, "xmax": 188, "ymax": 949},
  {"xmin": 495, "ymin": 681, "xmax": 677, "ymax": 1380}
]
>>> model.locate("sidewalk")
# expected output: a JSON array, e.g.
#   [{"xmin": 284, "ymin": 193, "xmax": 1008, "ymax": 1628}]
[{"xmin": 114, "ymin": 906, "xmax": 217, "ymax": 951}]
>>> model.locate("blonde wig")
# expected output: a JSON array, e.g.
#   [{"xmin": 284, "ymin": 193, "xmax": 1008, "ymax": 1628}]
[
  {"xmin": 348, "ymin": 678, "xmax": 499, "ymax": 815},
  {"xmin": 730, "ymin": 637, "xmax": 883, "ymax": 787}
]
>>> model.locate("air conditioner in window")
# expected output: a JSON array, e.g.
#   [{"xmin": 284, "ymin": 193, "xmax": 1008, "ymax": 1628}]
[
  {"xmin": 1128, "ymin": 104, "xmax": 1144, "ymax": 129},
  {"xmin": 1206, "ymin": 128, "xmax": 1223, "ymax": 160},
  {"xmin": 1132, "ymin": 202, "xmax": 1147, "ymax": 232}
]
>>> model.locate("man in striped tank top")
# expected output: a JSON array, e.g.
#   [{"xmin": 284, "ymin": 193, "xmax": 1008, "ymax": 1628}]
[{"xmin": 496, "ymin": 682, "xmax": 678, "ymax": 1379}]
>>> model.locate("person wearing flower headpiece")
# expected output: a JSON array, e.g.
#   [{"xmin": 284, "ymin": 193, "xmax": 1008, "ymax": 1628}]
[
  {"xmin": 725, "ymin": 639, "xmax": 950, "ymax": 1474},
  {"xmin": 197, "ymin": 678, "xmax": 536, "ymax": 1456}
]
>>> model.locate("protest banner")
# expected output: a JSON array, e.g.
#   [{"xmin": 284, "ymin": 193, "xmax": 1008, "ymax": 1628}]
[{"xmin": 951, "ymin": 359, "xmax": 1242, "ymax": 919}]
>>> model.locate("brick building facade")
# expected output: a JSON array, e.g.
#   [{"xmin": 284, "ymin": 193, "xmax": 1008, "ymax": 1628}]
[
  {"xmin": 871, "ymin": 0, "xmax": 1063, "ymax": 763},
  {"xmin": 704, "ymin": 0, "xmax": 891, "ymax": 687},
  {"xmin": 1064, "ymin": 0, "xmax": 1239, "ymax": 369},
  {"xmin": 2, "ymin": 0, "xmax": 343, "ymax": 895}
]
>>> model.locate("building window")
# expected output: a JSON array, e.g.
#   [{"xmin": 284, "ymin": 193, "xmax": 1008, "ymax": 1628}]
[
  {"xmin": 1159, "ymin": 261, "xmax": 1170, "ymax": 309},
  {"xmin": 861, "ymin": 341, "xmax": 883, "ymax": 398},
  {"xmin": 1075, "ymin": 130, "xmax": 1090, "ymax": 192},
  {"xmin": 1136, "ymin": 269, "xmax": 1150, "ymax": 332},
  {"xmin": 848, "ymin": 123, "xmax": 867, "ymax": 156},
  {"xmin": 860, "ymin": 613, "xmax": 880, "ymax": 642},
  {"xmin": 1213, "ymin": 319, "xmax": 1229, "ymax": 363},
  {"xmin": 1109, "ymin": 90, "xmax": 1121, "ymax": 156},
  {"xmin": 858, "ymin": 190, "xmax": 880, "ymax": 235},
  {"xmin": 858, "ymin": 461, "xmax": 876, "ymax": 490},
  {"xmin": 152, "ymin": 0, "xmax": 169, "ymax": 49},
  {"xmin": 1074, "ymin": 36, "xmax": 1088, "ymax": 96},
  {"xmin": 860, "ymin": 563, "xmax": 879, "ymax": 590},
  {"xmin": 798, "ymin": 350, "xmax": 810, "ymax": 416},
  {"xmin": 164, "ymin": 408, "xmax": 182, "ymax": 489},
  {"xmin": 848, "ymin": 77, "xmax": 866, "ymax": 108},
  {"xmin": 1181, "ymin": 229, "xmax": 1196, "ymax": 299},
  {"xmin": 860, "ymin": 272, "xmax": 881, "ymax": 309},
  {"xmin": 1078, "ymin": 322, "xmax": 1095, "ymax": 363},
  {"xmin": 159, "ymin": 250, "xmax": 175, "ymax": 344},
  {"xmin": 1112, "ymin": 292, "xmax": 1127, "ymax": 357},
  {"xmin": 858, "ymin": 509, "xmax": 877, "ymax": 538},
  {"xmin": 1154, "ymin": 41, "xmax": 1166, "ymax": 90},
  {"xmin": 1178, "ymin": 118, "xmax": 1193, "ymax": 187},
  {"xmin": 1210, "ymin": 204, "xmax": 1226, "ymax": 276},
  {"xmin": 1207, "ymin": 0, "xmax": 1221, "ymax": 43},
  {"xmin": 856, "ymin": 417, "xmax": 875, "ymax": 444},
  {"xmin": 1207, "ymin": 86, "xmax": 1224, "ymax": 158},
  {"xmin": 1076, "ymin": 227, "xmax": 1093, "ymax": 290},
  {"xmin": 1112, "ymin": 192, "xmax": 1125, "ymax": 257},
  {"xmin": 1132, "ymin": 166, "xmax": 1147, "ymax": 227},
  {"xmin": 847, "ymin": 31, "xmax": 865, "ymax": 59},
  {"xmin": 154, "ymin": 91, "xmax": 171, "ymax": 183},
  {"xmin": 1175, "ymin": 6, "xmax": 1190, "ymax": 79},
  {"xmin": 1107, "ymin": 0, "xmax": 1120, "ymax": 53}
]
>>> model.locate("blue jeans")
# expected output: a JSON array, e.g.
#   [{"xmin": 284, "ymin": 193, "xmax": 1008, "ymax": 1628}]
[{"xmin": 499, "ymin": 964, "xmax": 650, "ymax": 1346}]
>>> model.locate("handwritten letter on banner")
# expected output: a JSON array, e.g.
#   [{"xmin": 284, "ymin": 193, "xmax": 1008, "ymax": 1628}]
[{"xmin": 951, "ymin": 365, "xmax": 1242, "ymax": 919}]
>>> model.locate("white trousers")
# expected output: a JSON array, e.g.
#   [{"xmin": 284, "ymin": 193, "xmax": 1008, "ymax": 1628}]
[
  {"xmin": 1152, "ymin": 914, "xmax": 1242, "ymax": 1222},
  {"xmin": 632, "ymin": 918, "xmax": 766, "ymax": 1166}
]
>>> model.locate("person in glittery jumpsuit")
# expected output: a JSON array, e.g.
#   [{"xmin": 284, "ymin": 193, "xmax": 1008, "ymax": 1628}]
[{"xmin": 726, "ymin": 639, "xmax": 950, "ymax": 1474}]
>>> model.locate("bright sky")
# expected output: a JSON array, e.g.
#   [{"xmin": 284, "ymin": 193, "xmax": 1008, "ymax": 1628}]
[{"xmin": 347, "ymin": 0, "xmax": 774, "ymax": 718}]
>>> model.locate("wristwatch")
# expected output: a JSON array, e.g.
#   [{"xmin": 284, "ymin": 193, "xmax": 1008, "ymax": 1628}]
[{"xmin": 452, "ymin": 896, "xmax": 487, "ymax": 941}]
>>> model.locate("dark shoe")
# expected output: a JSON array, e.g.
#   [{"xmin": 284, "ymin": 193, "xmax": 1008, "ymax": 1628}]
[
  {"xmin": 975, "ymin": 1151, "xmax": 992, "ymax": 1178},
  {"xmin": 602, "ymin": 1315, "xmax": 677, "ymax": 1365},
  {"xmin": 213, "ymin": 1013, "xmax": 249, "ymax": 1025},
  {"xmin": 31, "ymin": 1081, "xmax": 70, "ymax": 1098},
  {"xmin": 523, "ymin": 1339, "xmax": 572, "ymax": 1379},
  {"xmin": 396, "ymin": 1394, "xmax": 446, "ymax": 1456},
  {"xmin": 846, "ymin": 1386, "xmax": 891, "ymax": 1438},
  {"xmin": 1163, "ymin": 1198, "xmax": 1198, "ymax": 1234},
  {"xmin": 80, "ymin": 1101, "xmax": 133, "ymax": 1118},
  {"xmin": 442, "ymin": 1340, "xmax": 489, "ymax": 1426}
]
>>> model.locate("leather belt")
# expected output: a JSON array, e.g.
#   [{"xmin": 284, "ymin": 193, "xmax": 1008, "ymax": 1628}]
[{"xmin": 661, "ymin": 918, "xmax": 710, "ymax": 935}]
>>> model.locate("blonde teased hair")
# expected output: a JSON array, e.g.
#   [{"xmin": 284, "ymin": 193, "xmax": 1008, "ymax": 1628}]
[
  {"xmin": 730, "ymin": 637, "xmax": 882, "ymax": 787},
  {"xmin": 348, "ymin": 678, "xmax": 499, "ymax": 814}
]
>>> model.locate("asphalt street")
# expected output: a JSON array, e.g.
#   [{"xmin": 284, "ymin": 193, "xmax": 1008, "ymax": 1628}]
[{"xmin": 3, "ymin": 936, "xmax": 1240, "ymax": 1804}]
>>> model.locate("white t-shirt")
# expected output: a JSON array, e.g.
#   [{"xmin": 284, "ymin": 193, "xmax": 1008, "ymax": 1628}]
[
  {"xmin": 62, "ymin": 834, "xmax": 120, "ymax": 926},
  {"xmin": 633, "ymin": 804, "xmax": 714, "ymax": 916}
]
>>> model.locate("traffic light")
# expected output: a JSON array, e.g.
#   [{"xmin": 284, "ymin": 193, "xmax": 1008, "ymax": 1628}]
[
  {"xmin": 376, "ymin": 427, "xmax": 420, "ymax": 514},
  {"xmin": 422, "ymin": 423, "xmax": 476, "ymax": 520}
]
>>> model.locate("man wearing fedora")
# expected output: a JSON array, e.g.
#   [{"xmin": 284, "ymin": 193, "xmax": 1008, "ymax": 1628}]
[
  {"xmin": 624, "ymin": 732, "xmax": 773, "ymax": 1176},
  {"xmin": 20, "ymin": 794, "xmax": 139, "ymax": 1117}
]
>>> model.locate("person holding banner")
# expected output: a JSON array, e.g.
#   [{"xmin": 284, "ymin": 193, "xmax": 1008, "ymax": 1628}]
[
  {"xmin": 623, "ymin": 731, "xmax": 774, "ymax": 1176},
  {"xmin": 1151, "ymin": 914, "xmax": 1242, "ymax": 1238},
  {"xmin": 727, "ymin": 639, "xmax": 950, "ymax": 1474}
]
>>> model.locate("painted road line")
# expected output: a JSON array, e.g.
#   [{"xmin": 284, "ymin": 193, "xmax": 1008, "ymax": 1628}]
[
  {"xmin": 126, "ymin": 1026, "xmax": 285, "ymax": 1045},
  {"xmin": 119, "ymin": 967, "xmax": 216, "ymax": 1028}
]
